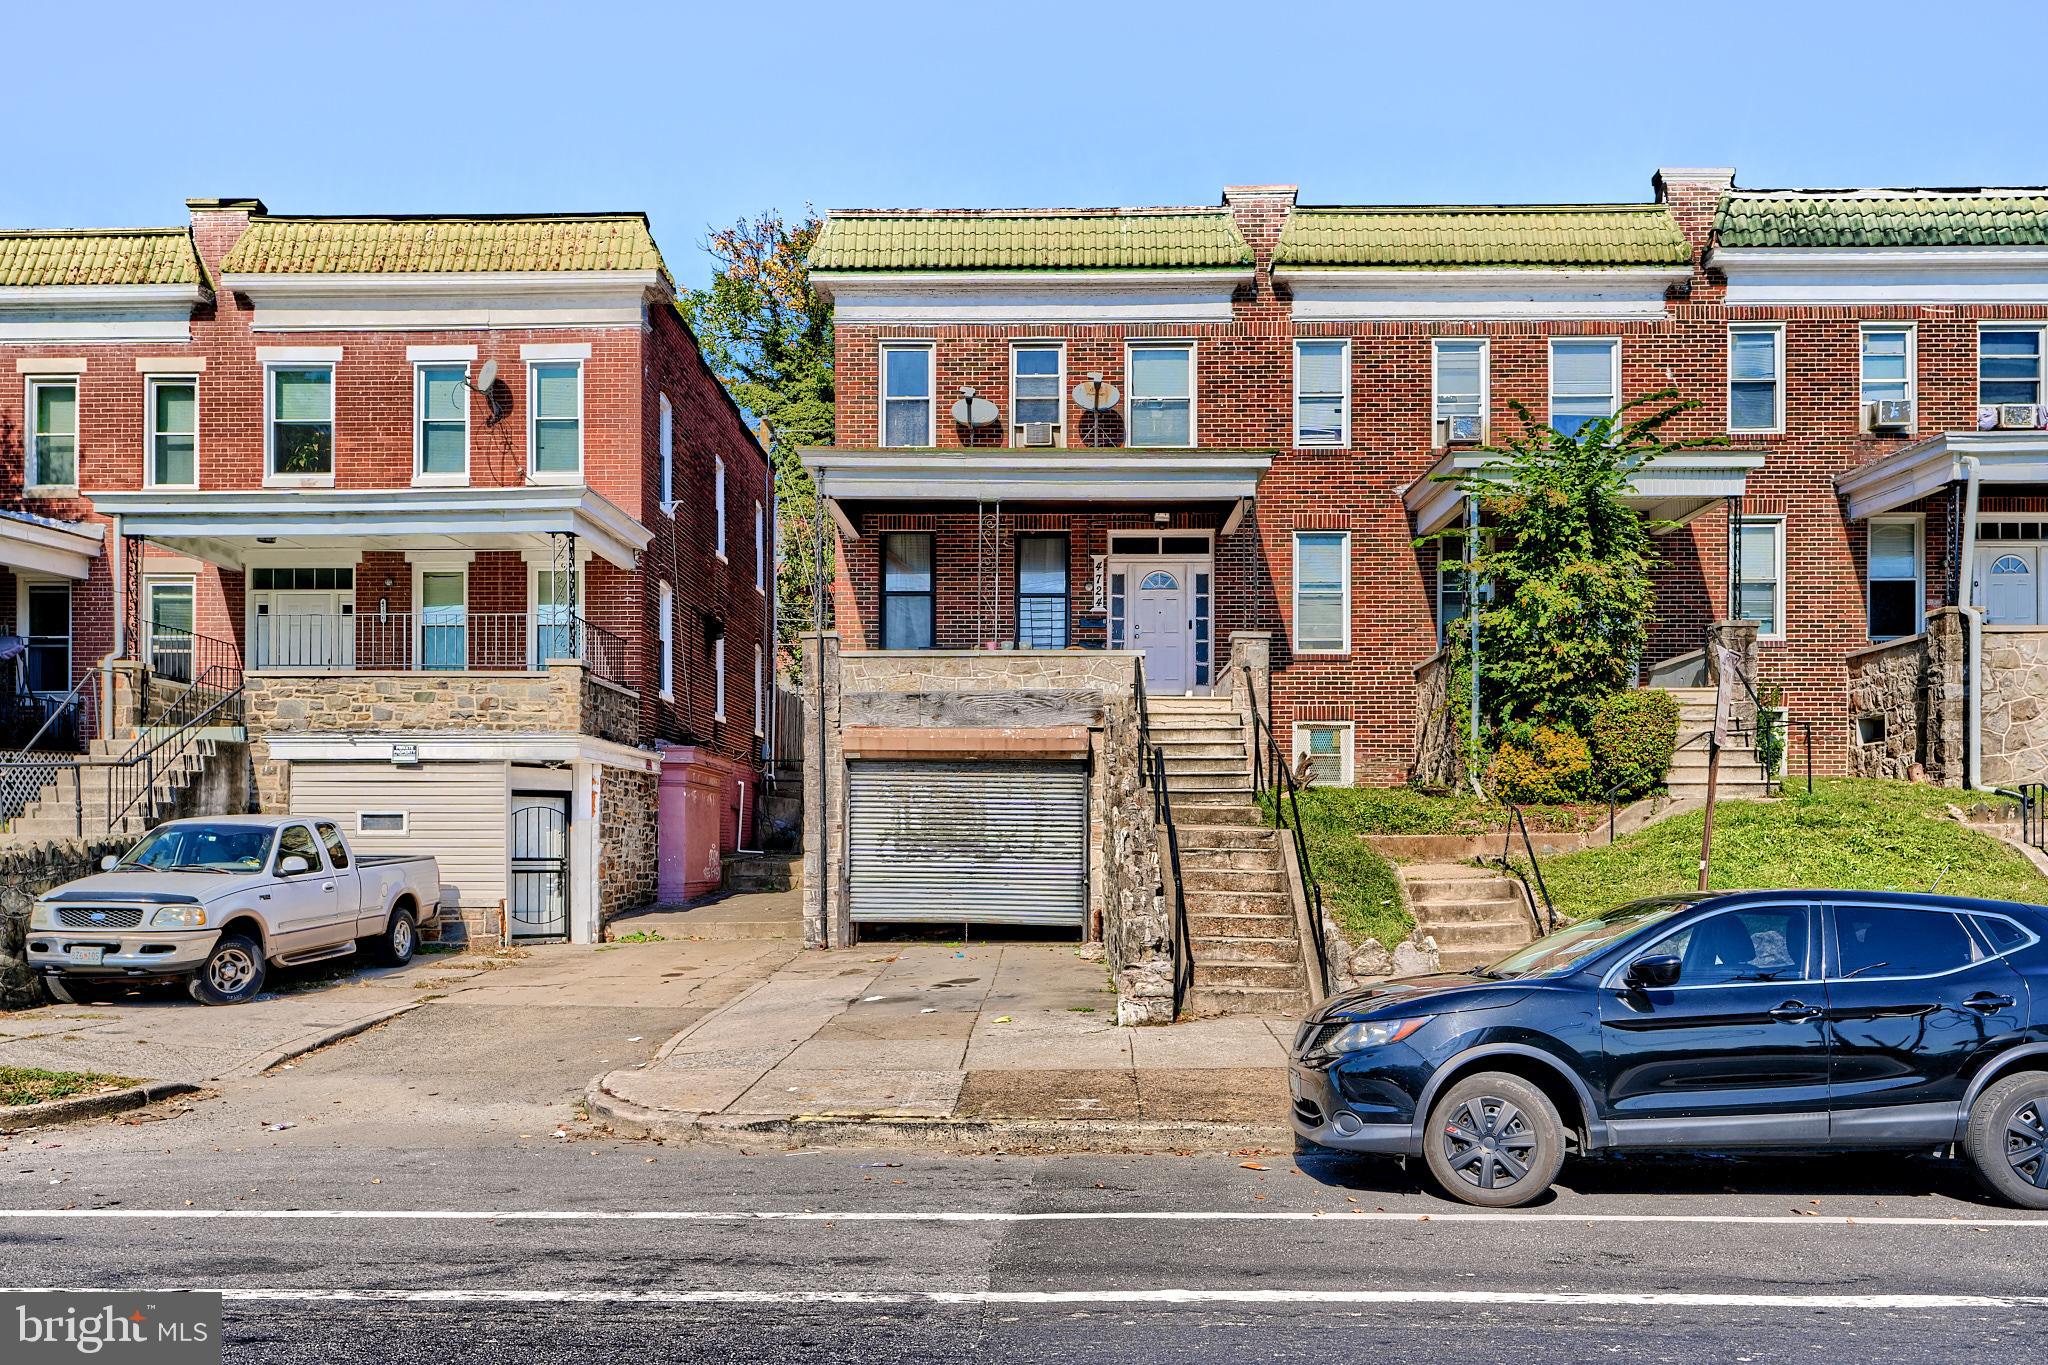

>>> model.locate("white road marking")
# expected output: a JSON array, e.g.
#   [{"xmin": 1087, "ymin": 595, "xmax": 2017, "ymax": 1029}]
[
  {"xmin": 0, "ymin": 1208, "xmax": 2043, "ymax": 1228},
  {"xmin": 4, "ymin": 1286, "xmax": 2047, "ymax": 1311}
]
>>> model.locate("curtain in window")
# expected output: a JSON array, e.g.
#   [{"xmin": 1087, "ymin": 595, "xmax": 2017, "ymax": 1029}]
[
  {"xmin": 881, "ymin": 534, "xmax": 934, "ymax": 649},
  {"xmin": 1295, "ymin": 341, "xmax": 1346, "ymax": 445},
  {"xmin": 1737, "ymin": 524, "xmax": 1779, "ymax": 634},
  {"xmin": 1016, "ymin": 535, "xmax": 1068, "ymax": 648},
  {"xmin": 148, "ymin": 583, "xmax": 196, "ymax": 684},
  {"xmin": 1867, "ymin": 521, "xmax": 1920, "ymax": 639},
  {"xmin": 883, "ymin": 349, "xmax": 931, "ymax": 447},
  {"xmin": 32, "ymin": 382, "xmax": 77, "ymax": 485}
]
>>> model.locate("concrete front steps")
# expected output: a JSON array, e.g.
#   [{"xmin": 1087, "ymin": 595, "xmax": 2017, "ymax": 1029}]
[
  {"xmin": 1663, "ymin": 687, "xmax": 1774, "ymax": 802},
  {"xmin": 722, "ymin": 852, "xmax": 801, "ymax": 894},
  {"xmin": 1, "ymin": 732, "xmax": 234, "ymax": 843},
  {"xmin": 1397, "ymin": 863, "xmax": 1539, "ymax": 973}
]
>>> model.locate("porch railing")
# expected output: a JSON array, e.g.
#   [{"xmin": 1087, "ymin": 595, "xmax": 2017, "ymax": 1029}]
[{"xmin": 244, "ymin": 612, "xmax": 626, "ymax": 687}]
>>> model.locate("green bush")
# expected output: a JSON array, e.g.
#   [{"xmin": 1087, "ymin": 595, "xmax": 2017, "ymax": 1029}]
[
  {"xmin": 1487, "ymin": 726, "xmax": 1593, "ymax": 804},
  {"xmin": 1588, "ymin": 689, "xmax": 1681, "ymax": 800}
]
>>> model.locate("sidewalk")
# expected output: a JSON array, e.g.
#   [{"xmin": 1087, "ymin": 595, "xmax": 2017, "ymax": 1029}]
[{"xmin": 590, "ymin": 941, "xmax": 1300, "ymax": 1152}]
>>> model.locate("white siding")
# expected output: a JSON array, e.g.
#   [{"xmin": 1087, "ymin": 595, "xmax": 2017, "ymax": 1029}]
[{"xmin": 288, "ymin": 761, "xmax": 509, "ymax": 918}]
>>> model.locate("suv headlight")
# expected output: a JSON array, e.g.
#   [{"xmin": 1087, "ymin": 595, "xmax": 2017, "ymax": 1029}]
[
  {"xmin": 1322, "ymin": 1017, "xmax": 1429, "ymax": 1055},
  {"xmin": 150, "ymin": 906, "xmax": 208, "ymax": 928}
]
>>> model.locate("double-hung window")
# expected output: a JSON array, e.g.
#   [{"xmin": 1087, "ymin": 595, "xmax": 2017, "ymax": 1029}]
[
  {"xmin": 529, "ymin": 362, "xmax": 582, "ymax": 477},
  {"xmin": 1861, "ymin": 326, "xmax": 1913, "ymax": 408},
  {"xmin": 658, "ymin": 581, "xmax": 675, "ymax": 699},
  {"xmin": 1011, "ymin": 344, "xmax": 1063, "ymax": 443},
  {"xmin": 714, "ymin": 456, "xmax": 728, "ymax": 559},
  {"xmin": 1294, "ymin": 339, "xmax": 1348, "ymax": 447},
  {"xmin": 1127, "ymin": 343, "xmax": 1193, "ymax": 447},
  {"xmin": 415, "ymin": 364, "xmax": 468, "ymax": 482},
  {"xmin": 1867, "ymin": 517, "xmax": 1923, "ymax": 640},
  {"xmin": 659, "ymin": 393, "xmax": 675, "ymax": 508},
  {"xmin": 1549, "ymin": 339, "xmax": 1619, "ymax": 437},
  {"xmin": 269, "ymin": 366, "xmax": 333, "ymax": 478},
  {"xmin": 1292, "ymin": 531, "xmax": 1350, "ymax": 654},
  {"xmin": 1016, "ymin": 534, "xmax": 1069, "ymax": 649},
  {"xmin": 1433, "ymin": 340, "xmax": 1486, "ymax": 439},
  {"xmin": 754, "ymin": 644, "xmax": 766, "ymax": 737},
  {"xmin": 1980, "ymin": 326, "xmax": 2045, "ymax": 406},
  {"xmin": 533, "ymin": 567, "xmax": 575, "ymax": 666},
  {"xmin": 147, "ymin": 377, "xmax": 198, "ymax": 487},
  {"xmin": 713, "ymin": 632, "xmax": 727, "ymax": 722},
  {"xmin": 881, "ymin": 344, "xmax": 933, "ymax": 447},
  {"xmin": 1728, "ymin": 325, "xmax": 1783, "ymax": 432},
  {"xmin": 880, "ymin": 532, "xmax": 935, "ymax": 649},
  {"xmin": 27, "ymin": 376, "xmax": 78, "ymax": 489},
  {"xmin": 754, "ymin": 501, "xmax": 767, "ymax": 593},
  {"xmin": 1735, "ymin": 518, "xmax": 1785, "ymax": 639}
]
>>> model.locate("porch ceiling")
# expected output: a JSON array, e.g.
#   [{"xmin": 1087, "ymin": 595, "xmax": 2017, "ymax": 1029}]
[
  {"xmin": 800, "ymin": 446, "xmax": 1272, "ymax": 512},
  {"xmin": 1402, "ymin": 449, "xmax": 1768, "ymax": 534},
  {"xmin": 0, "ymin": 508, "xmax": 104, "ymax": 580},
  {"xmin": 1836, "ymin": 429, "xmax": 2048, "ymax": 521},
  {"xmin": 89, "ymin": 485, "xmax": 650, "ymax": 570}
]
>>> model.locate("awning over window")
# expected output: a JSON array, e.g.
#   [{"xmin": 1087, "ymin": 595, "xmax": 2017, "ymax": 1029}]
[
  {"xmin": 1402, "ymin": 449, "xmax": 1766, "ymax": 534},
  {"xmin": 1836, "ymin": 430, "xmax": 2048, "ymax": 521}
]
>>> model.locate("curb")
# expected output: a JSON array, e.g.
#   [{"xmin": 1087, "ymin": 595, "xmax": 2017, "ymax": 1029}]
[
  {"xmin": 233, "ymin": 1002, "xmax": 424, "ymax": 1079},
  {"xmin": 0, "ymin": 1080, "xmax": 199, "ymax": 1133},
  {"xmin": 587, "ymin": 1077, "xmax": 1292, "ymax": 1154}
]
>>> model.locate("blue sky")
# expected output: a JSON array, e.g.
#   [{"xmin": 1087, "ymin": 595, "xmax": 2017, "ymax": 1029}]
[{"xmin": 6, "ymin": 0, "xmax": 2046, "ymax": 288}]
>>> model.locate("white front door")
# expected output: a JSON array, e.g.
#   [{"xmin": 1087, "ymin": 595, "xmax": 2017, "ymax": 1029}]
[
  {"xmin": 257, "ymin": 590, "xmax": 351, "ymax": 668},
  {"xmin": 1132, "ymin": 563, "xmax": 1192, "ymax": 694},
  {"xmin": 1979, "ymin": 548, "xmax": 2041, "ymax": 625}
]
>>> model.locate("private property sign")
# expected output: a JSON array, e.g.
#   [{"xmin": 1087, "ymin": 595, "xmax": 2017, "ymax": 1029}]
[{"xmin": 5, "ymin": 1292, "xmax": 220, "ymax": 1362}]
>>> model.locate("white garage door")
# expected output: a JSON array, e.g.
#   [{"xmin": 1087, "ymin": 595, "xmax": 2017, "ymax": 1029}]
[{"xmin": 847, "ymin": 761, "xmax": 1087, "ymax": 928}]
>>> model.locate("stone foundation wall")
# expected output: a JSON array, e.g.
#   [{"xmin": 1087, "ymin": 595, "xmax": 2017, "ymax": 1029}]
[
  {"xmin": 598, "ymin": 764, "xmax": 659, "ymax": 925},
  {"xmin": 1847, "ymin": 636, "xmax": 1930, "ymax": 779},
  {"xmin": 1, "ymin": 836, "xmax": 132, "ymax": 1009},
  {"xmin": 582, "ymin": 676, "xmax": 644, "ymax": 748},
  {"xmin": 1982, "ymin": 627, "xmax": 2048, "ymax": 788},
  {"xmin": 1097, "ymin": 694, "xmax": 1170, "ymax": 1026}
]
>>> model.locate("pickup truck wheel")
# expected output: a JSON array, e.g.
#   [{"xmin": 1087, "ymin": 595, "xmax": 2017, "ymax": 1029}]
[
  {"xmin": 188, "ymin": 934, "xmax": 266, "ymax": 1006},
  {"xmin": 368, "ymin": 908, "xmax": 417, "ymax": 967},
  {"xmin": 42, "ymin": 976, "xmax": 101, "ymax": 1005}
]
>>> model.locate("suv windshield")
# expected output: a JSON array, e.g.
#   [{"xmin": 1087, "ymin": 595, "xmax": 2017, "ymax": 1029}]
[
  {"xmin": 118, "ymin": 823, "xmax": 276, "ymax": 873},
  {"xmin": 1480, "ymin": 896, "xmax": 1700, "ymax": 979}
]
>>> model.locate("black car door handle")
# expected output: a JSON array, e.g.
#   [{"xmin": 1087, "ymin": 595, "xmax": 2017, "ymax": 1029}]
[
  {"xmin": 1769, "ymin": 1001, "xmax": 1821, "ymax": 1022},
  {"xmin": 1964, "ymin": 993, "xmax": 2016, "ymax": 1013}
]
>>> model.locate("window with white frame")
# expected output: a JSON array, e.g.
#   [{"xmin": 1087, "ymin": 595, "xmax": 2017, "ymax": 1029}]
[
  {"xmin": 1293, "ymin": 722, "xmax": 1354, "ymax": 787},
  {"xmin": 1861, "ymin": 326, "xmax": 1914, "ymax": 408},
  {"xmin": 1433, "ymin": 339, "xmax": 1486, "ymax": 437},
  {"xmin": 147, "ymin": 376, "xmax": 198, "ymax": 487},
  {"xmin": 1294, "ymin": 339, "xmax": 1348, "ymax": 447},
  {"xmin": 417, "ymin": 569, "xmax": 467, "ymax": 671},
  {"xmin": 1549, "ymin": 339, "xmax": 1618, "ymax": 437},
  {"xmin": 659, "ymin": 393, "xmax": 675, "ymax": 507},
  {"xmin": 713, "ymin": 632, "xmax": 727, "ymax": 722},
  {"xmin": 1435, "ymin": 532, "xmax": 1495, "ymax": 647},
  {"xmin": 1867, "ymin": 516, "xmax": 1923, "ymax": 640},
  {"xmin": 1734, "ymin": 518, "xmax": 1785, "ymax": 639},
  {"xmin": 1980, "ymin": 326, "xmax": 2044, "ymax": 406},
  {"xmin": 713, "ymin": 456, "xmax": 728, "ymax": 558},
  {"xmin": 1292, "ymin": 531, "xmax": 1350, "ymax": 654},
  {"xmin": 1728, "ymin": 325, "xmax": 1783, "ymax": 432},
  {"xmin": 415, "ymin": 364, "xmax": 467, "ymax": 482},
  {"xmin": 1011, "ymin": 343, "xmax": 1063, "ymax": 443},
  {"xmin": 1127, "ymin": 343, "xmax": 1193, "ymax": 447},
  {"xmin": 268, "ymin": 365, "xmax": 333, "ymax": 478},
  {"xmin": 657, "ymin": 581, "xmax": 675, "ymax": 699},
  {"xmin": 24, "ymin": 582, "xmax": 70, "ymax": 693},
  {"xmin": 881, "ymin": 344, "xmax": 932, "ymax": 447},
  {"xmin": 754, "ymin": 644, "xmax": 765, "ymax": 737},
  {"xmin": 26, "ymin": 376, "xmax": 78, "ymax": 489},
  {"xmin": 528, "ymin": 361, "xmax": 582, "ymax": 476},
  {"xmin": 754, "ymin": 501, "xmax": 766, "ymax": 593}
]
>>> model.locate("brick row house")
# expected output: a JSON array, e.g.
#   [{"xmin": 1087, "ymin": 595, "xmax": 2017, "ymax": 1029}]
[
  {"xmin": 0, "ymin": 198, "xmax": 773, "ymax": 943},
  {"xmin": 798, "ymin": 170, "xmax": 2048, "ymax": 980}
]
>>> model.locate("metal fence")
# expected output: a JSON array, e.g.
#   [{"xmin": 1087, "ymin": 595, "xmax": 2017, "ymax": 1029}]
[{"xmin": 245, "ymin": 611, "xmax": 627, "ymax": 686}]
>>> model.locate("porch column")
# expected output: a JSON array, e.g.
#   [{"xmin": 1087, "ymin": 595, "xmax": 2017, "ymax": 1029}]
[
  {"xmin": 1706, "ymin": 618, "xmax": 1760, "ymax": 737},
  {"xmin": 569, "ymin": 758, "xmax": 601, "ymax": 944},
  {"xmin": 799, "ymin": 631, "xmax": 847, "ymax": 949}
]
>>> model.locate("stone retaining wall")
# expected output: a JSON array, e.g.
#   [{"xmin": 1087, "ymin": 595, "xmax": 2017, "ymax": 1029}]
[
  {"xmin": 1844, "ymin": 608, "xmax": 1966, "ymax": 785},
  {"xmin": 1983, "ymin": 627, "xmax": 2048, "ymax": 788},
  {"xmin": 1, "ymin": 836, "xmax": 132, "ymax": 1009}
]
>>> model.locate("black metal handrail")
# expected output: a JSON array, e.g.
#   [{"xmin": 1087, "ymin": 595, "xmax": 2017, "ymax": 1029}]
[
  {"xmin": 1152, "ymin": 746, "xmax": 1195, "ymax": 1018},
  {"xmin": 105, "ymin": 663, "xmax": 246, "ymax": 830},
  {"xmin": 1244, "ymin": 670, "xmax": 1331, "ymax": 987},
  {"xmin": 1996, "ymin": 785, "xmax": 2047, "ymax": 850},
  {"xmin": 1492, "ymin": 803, "xmax": 1558, "ymax": 936}
]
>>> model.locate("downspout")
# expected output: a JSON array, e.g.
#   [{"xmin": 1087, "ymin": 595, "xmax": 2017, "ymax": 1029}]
[
  {"xmin": 1959, "ymin": 456, "xmax": 1984, "ymax": 790},
  {"xmin": 1466, "ymin": 493, "xmax": 1483, "ymax": 797}
]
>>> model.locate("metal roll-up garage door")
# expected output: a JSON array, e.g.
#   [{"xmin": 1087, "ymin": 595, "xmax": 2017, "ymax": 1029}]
[{"xmin": 848, "ymin": 761, "xmax": 1087, "ymax": 927}]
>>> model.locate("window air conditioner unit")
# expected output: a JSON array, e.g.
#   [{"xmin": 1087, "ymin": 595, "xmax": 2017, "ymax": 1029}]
[
  {"xmin": 2000, "ymin": 404, "xmax": 2043, "ymax": 430},
  {"xmin": 1020, "ymin": 421, "xmax": 1057, "ymax": 447},
  {"xmin": 1446, "ymin": 414, "xmax": 1483, "ymax": 444},
  {"xmin": 1871, "ymin": 399, "xmax": 1914, "ymax": 430}
]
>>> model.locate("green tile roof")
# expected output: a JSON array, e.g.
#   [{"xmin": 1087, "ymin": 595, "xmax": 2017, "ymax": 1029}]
[
  {"xmin": 1716, "ymin": 193, "xmax": 2048, "ymax": 248},
  {"xmin": 0, "ymin": 229, "xmax": 204, "ymax": 288},
  {"xmin": 1275, "ymin": 205, "xmax": 1693, "ymax": 268},
  {"xmin": 808, "ymin": 210, "xmax": 1253, "ymax": 271},
  {"xmin": 220, "ymin": 215, "xmax": 664, "ymax": 275}
]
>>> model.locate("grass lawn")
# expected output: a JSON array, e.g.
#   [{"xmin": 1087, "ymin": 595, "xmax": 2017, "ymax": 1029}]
[
  {"xmin": 1274, "ymin": 785, "xmax": 1604, "ymax": 837},
  {"xmin": 0, "ymin": 1065, "xmax": 138, "ymax": 1108},
  {"xmin": 1538, "ymin": 779, "xmax": 2046, "ymax": 922}
]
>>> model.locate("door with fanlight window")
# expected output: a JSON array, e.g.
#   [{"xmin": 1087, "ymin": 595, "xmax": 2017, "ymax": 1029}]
[{"xmin": 1978, "ymin": 548, "xmax": 2041, "ymax": 626}]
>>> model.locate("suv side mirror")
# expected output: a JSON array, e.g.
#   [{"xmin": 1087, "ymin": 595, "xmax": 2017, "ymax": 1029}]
[
  {"xmin": 1626, "ymin": 954, "xmax": 1682, "ymax": 989},
  {"xmin": 278, "ymin": 854, "xmax": 311, "ymax": 876},
  {"xmin": 100, "ymin": 855, "xmax": 119, "ymax": 872}
]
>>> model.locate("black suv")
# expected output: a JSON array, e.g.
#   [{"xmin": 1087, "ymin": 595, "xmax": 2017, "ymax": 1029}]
[{"xmin": 1289, "ymin": 890, "xmax": 2048, "ymax": 1208}]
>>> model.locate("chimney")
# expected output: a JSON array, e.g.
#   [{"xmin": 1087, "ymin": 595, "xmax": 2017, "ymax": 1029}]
[
  {"xmin": 1220, "ymin": 184, "xmax": 1298, "ymax": 285},
  {"xmin": 185, "ymin": 196, "xmax": 266, "ymax": 278},
  {"xmin": 1651, "ymin": 167, "xmax": 1734, "ymax": 252}
]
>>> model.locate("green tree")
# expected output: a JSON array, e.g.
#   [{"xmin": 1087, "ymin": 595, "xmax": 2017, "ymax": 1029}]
[
  {"xmin": 679, "ymin": 211, "xmax": 835, "ymax": 676},
  {"xmin": 1424, "ymin": 391, "xmax": 1724, "ymax": 735}
]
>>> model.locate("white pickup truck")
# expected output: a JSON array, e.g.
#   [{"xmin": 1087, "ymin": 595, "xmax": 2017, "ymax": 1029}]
[{"xmin": 25, "ymin": 815, "xmax": 440, "ymax": 1005}]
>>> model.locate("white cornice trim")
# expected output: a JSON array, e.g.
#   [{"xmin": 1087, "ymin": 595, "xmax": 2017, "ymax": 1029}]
[
  {"xmin": 0, "ymin": 509, "xmax": 106, "ymax": 581},
  {"xmin": 1278, "ymin": 266, "xmax": 1690, "ymax": 322},
  {"xmin": 1836, "ymin": 429, "xmax": 2048, "ymax": 520},
  {"xmin": 0, "ymin": 283, "xmax": 207, "ymax": 309},
  {"xmin": 1711, "ymin": 245, "xmax": 2048, "ymax": 304},
  {"xmin": 259, "ymin": 730, "xmax": 658, "ymax": 772},
  {"xmin": 221, "ymin": 270, "xmax": 664, "ymax": 333},
  {"xmin": 220, "ymin": 269, "xmax": 665, "ymax": 297},
  {"xmin": 816, "ymin": 269, "xmax": 1251, "ymax": 325},
  {"xmin": 802, "ymin": 446, "xmax": 1271, "ymax": 503}
]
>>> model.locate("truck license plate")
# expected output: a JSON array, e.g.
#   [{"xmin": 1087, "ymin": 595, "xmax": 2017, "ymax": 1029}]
[
  {"xmin": 73, "ymin": 946, "xmax": 105, "ymax": 965},
  {"xmin": 1288, "ymin": 1070, "xmax": 1302, "ymax": 1099}
]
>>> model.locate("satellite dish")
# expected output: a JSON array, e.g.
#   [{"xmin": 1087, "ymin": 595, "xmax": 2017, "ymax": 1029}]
[
  {"xmin": 475, "ymin": 359, "xmax": 499, "ymax": 392},
  {"xmin": 950, "ymin": 387, "xmax": 999, "ymax": 427},
  {"xmin": 1073, "ymin": 374, "xmax": 1120, "ymax": 411}
]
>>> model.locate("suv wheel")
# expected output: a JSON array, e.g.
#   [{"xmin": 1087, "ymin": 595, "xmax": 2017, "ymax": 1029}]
[
  {"xmin": 188, "ymin": 933, "xmax": 266, "ymax": 1006},
  {"xmin": 1422, "ymin": 1072, "xmax": 1565, "ymax": 1208},
  {"xmin": 1964, "ymin": 1071, "xmax": 2048, "ymax": 1209},
  {"xmin": 366, "ymin": 908, "xmax": 417, "ymax": 967}
]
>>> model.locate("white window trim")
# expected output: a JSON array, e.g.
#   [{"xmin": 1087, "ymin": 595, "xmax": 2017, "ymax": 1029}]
[
  {"xmin": 713, "ymin": 632, "xmax": 727, "ymax": 722},
  {"xmin": 24, "ymin": 374, "xmax": 80, "ymax": 493},
  {"xmin": 1859, "ymin": 321, "xmax": 1918, "ymax": 430},
  {"xmin": 878, "ymin": 341, "xmax": 936, "ymax": 448},
  {"xmin": 1292, "ymin": 721, "xmax": 1355, "ymax": 788},
  {"xmin": 754, "ymin": 644, "xmax": 766, "ymax": 738},
  {"xmin": 522, "ymin": 550, "xmax": 588, "ymax": 670},
  {"xmin": 1547, "ymin": 337, "xmax": 1621, "ymax": 434},
  {"xmin": 1291, "ymin": 529, "xmax": 1351, "ymax": 655},
  {"xmin": 262, "ymin": 360, "xmax": 336, "ymax": 488},
  {"xmin": 143, "ymin": 373, "xmax": 200, "ymax": 490},
  {"xmin": 19, "ymin": 578, "xmax": 71, "ymax": 695},
  {"xmin": 754, "ymin": 500, "xmax": 767, "ymax": 594},
  {"xmin": 411, "ymin": 360, "xmax": 470, "ymax": 488},
  {"xmin": 1727, "ymin": 323, "xmax": 1786, "ymax": 435},
  {"xmin": 1124, "ymin": 340, "xmax": 1198, "ymax": 449},
  {"xmin": 1867, "ymin": 513, "xmax": 1926, "ymax": 642},
  {"xmin": 1431, "ymin": 338, "xmax": 1490, "ymax": 439},
  {"xmin": 1292, "ymin": 338, "xmax": 1350, "ymax": 448},
  {"xmin": 1735, "ymin": 516, "xmax": 1788, "ymax": 642},
  {"xmin": 659, "ymin": 392, "xmax": 675, "ymax": 511},
  {"xmin": 526, "ymin": 358, "xmax": 584, "ymax": 485},
  {"xmin": 1009, "ymin": 340, "xmax": 1066, "ymax": 447},
  {"xmin": 356, "ymin": 811, "xmax": 410, "ymax": 835},
  {"xmin": 408, "ymin": 552, "xmax": 473, "ymax": 672},
  {"xmin": 714, "ymin": 456, "xmax": 728, "ymax": 560},
  {"xmin": 1976, "ymin": 321, "xmax": 2048, "ymax": 409},
  {"xmin": 658, "ymin": 580, "xmax": 675, "ymax": 701}
]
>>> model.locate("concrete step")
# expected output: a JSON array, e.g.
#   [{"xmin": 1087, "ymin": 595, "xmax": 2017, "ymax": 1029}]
[
  {"xmin": 1426, "ymin": 918, "xmax": 1537, "ymax": 949},
  {"xmin": 1192, "ymin": 958, "xmax": 1308, "ymax": 991},
  {"xmin": 1166, "ymin": 775, "xmax": 1253, "ymax": 795},
  {"xmin": 722, "ymin": 854, "xmax": 800, "ymax": 894},
  {"xmin": 1182, "ymin": 889, "xmax": 1290, "ymax": 917},
  {"xmin": 1438, "ymin": 947, "xmax": 1511, "ymax": 972},
  {"xmin": 1415, "ymin": 895, "xmax": 1536, "ymax": 924},
  {"xmin": 1149, "ymin": 697, "xmax": 1237, "ymax": 713},
  {"xmin": 1188, "ymin": 934, "xmax": 1301, "ymax": 965},
  {"xmin": 1188, "ymin": 910, "xmax": 1297, "ymax": 938},
  {"xmin": 1186, "ymin": 985, "xmax": 1309, "ymax": 1017},
  {"xmin": 1179, "ymin": 845, "xmax": 1283, "ymax": 871},
  {"xmin": 1150, "ymin": 717, "xmax": 1244, "ymax": 735},
  {"xmin": 1172, "ymin": 806, "xmax": 1267, "ymax": 830},
  {"xmin": 1181, "ymin": 867, "xmax": 1285, "ymax": 894},
  {"xmin": 1176, "ymin": 825, "xmax": 1277, "ymax": 850},
  {"xmin": 1150, "ymin": 741, "xmax": 1247, "ymax": 761},
  {"xmin": 1405, "ymin": 877, "xmax": 1525, "ymax": 907}
]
